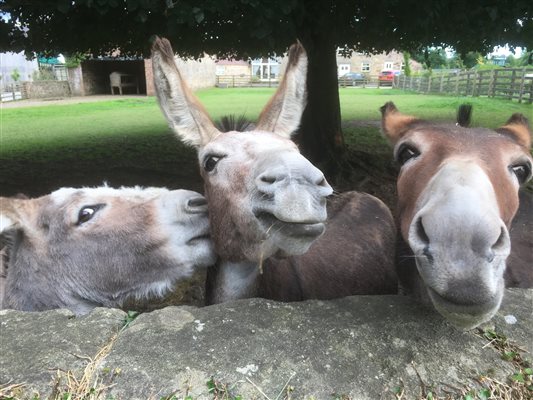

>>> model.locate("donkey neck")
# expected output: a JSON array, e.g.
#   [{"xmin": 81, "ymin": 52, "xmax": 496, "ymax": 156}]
[{"xmin": 205, "ymin": 259, "xmax": 261, "ymax": 305}]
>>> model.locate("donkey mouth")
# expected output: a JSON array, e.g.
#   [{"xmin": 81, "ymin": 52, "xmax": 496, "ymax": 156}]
[
  {"xmin": 255, "ymin": 212, "xmax": 325, "ymax": 238},
  {"xmin": 186, "ymin": 233, "xmax": 211, "ymax": 245},
  {"xmin": 426, "ymin": 287, "xmax": 500, "ymax": 329}
]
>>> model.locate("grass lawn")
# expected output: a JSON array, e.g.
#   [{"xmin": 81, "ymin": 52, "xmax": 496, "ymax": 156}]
[{"xmin": 1, "ymin": 88, "xmax": 531, "ymax": 197}]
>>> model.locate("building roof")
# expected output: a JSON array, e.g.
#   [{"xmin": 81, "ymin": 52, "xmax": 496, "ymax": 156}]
[{"xmin": 216, "ymin": 59, "xmax": 249, "ymax": 66}]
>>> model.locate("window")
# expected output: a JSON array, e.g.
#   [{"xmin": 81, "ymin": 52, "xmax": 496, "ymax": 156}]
[
  {"xmin": 215, "ymin": 65, "xmax": 225, "ymax": 76},
  {"xmin": 361, "ymin": 62, "xmax": 370, "ymax": 72},
  {"xmin": 400, "ymin": 62, "xmax": 405, "ymax": 71},
  {"xmin": 338, "ymin": 64, "xmax": 350, "ymax": 76},
  {"xmin": 384, "ymin": 62, "xmax": 394, "ymax": 70},
  {"xmin": 251, "ymin": 57, "xmax": 281, "ymax": 81}
]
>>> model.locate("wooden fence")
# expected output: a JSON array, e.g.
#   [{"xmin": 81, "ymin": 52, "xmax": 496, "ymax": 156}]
[
  {"xmin": 338, "ymin": 75, "xmax": 393, "ymax": 88},
  {"xmin": 0, "ymin": 82, "xmax": 25, "ymax": 102},
  {"xmin": 395, "ymin": 68, "xmax": 533, "ymax": 103},
  {"xmin": 215, "ymin": 75, "xmax": 278, "ymax": 88}
]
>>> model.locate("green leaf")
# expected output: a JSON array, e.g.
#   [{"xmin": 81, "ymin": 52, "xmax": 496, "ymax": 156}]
[
  {"xmin": 503, "ymin": 351, "xmax": 516, "ymax": 361},
  {"xmin": 524, "ymin": 368, "xmax": 533, "ymax": 375},
  {"xmin": 123, "ymin": 310, "xmax": 140, "ymax": 328},
  {"xmin": 207, "ymin": 378, "xmax": 216, "ymax": 393},
  {"xmin": 194, "ymin": 10, "xmax": 205, "ymax": 24},
  {"xmin": 478, "ymin": 388, "xmax": 491, "ymax": 400},
  {"xmin": 511, "ymin": 372, "xmax": 525, "ymax": 383}
]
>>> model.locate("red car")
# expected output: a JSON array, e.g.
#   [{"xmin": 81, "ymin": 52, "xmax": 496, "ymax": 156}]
[{"xmin": 378, "ymin": 70, "xmax": 396, "ymax": 85}]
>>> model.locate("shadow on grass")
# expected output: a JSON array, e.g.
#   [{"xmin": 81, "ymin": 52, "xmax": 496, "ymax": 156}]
[{"xmin": 0, "ymin": 131, "xmax": 203, "ymax": 197}]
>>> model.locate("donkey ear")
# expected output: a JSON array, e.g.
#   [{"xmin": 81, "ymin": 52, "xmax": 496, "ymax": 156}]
[
  {"xmin": 151, "ymin": 36, "xmax": 221, "ymax": 148},
  {"xmin": 255, "ymin": 41, "xmax": 308, "ymax": 138},
  {"xmin": 1, "ymin": 197, "xmax": 30, "ymax": 232},
  {"xmin": 380, "ymin": 102, "xmax": 418, "ymax": 144},
  {"xmin": 496, "ymin": 113, "xmax": 532, "ymax": 149}
]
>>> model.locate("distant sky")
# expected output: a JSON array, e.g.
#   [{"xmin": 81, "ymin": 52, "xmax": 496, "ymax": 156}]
[{"xmin": 492, "ymin": 45, "xmax": 524, "ymax": 57}]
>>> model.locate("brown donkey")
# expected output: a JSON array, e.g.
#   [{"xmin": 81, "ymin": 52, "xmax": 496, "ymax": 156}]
[
  {"xmin": 152, "ymin": 37, "xmax": 397, "ymax": 304},
  {"xmin": 381, "ymin": 102, "xmax": 532, "ymax": 329}
]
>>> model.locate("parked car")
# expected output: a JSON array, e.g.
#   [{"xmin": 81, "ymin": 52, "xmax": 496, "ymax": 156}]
[
  {"xmin": 378, "ymin": 70, "xmax": 397, "ymax": 85},
  {"xmin": 339, "ymin": 72, "xmax": 366, "ymax": 86}
]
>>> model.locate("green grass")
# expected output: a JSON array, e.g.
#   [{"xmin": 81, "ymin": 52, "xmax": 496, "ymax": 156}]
[
  {"xmin": 0, "ymin": 88, "xmax": 530, "ymax": 196},
  {"xmin": 2, "ymin": 88, "xmax": 530, "ymax": 157}
]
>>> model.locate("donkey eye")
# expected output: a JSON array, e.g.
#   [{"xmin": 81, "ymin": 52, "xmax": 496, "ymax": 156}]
[
  {"xmin": 510, "ymin": 162, "xmax": 532, "ymax": 184},
  {"xmin": 396, "ymin": 144, "xmax": 420, "ymax": 166},
  {"xmin": 204, "ymin": 155, "xmax": 221, "ymax": 172},
  {"xmin": 77, "ymin": 204, "xmax": 105, "ymax": 225}
]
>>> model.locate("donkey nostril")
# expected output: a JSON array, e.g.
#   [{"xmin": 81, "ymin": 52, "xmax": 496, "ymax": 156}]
[
  {"xmin": 186, "ymin": 196, "xmax": 208, "ymax": 211},
  {"xmin": 260, "ymin": 175, "xmax": 277, "ymax": 184},
  {"xmin": 491, "ymin": 227, "xmax": 508, "ymax": 252},
  {"xmin": 316, "ymin": 176, "xmax": 328, "ymax": 187},
  {"xmin": 416, "ymin": 217, "xmax": 430, "ymax": 246}
]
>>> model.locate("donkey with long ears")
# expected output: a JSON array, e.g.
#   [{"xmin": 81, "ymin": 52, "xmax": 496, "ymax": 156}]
[
  {"xmin": 381, "ymin": 102, "xmax": 532, "ymax": 329},
  {"xmin": 152, "ymin": 37, "xmax": 397, "ymax": 304},
  {"xmin": 0, "ymin": 186, "xmax": 216, "ymax": 315}
]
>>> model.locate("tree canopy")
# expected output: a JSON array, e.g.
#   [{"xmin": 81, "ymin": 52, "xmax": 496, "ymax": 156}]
[
  {"xmin": 0, "ymin": 0, "xmax": 533, "ymax": 56},
  {"xmin": 2, "ymin": 1, "xmax": 531, "ymax": 60},
  {"xmin": 1, "ymin": 0, "xmax": 531, "ymax": 176}
]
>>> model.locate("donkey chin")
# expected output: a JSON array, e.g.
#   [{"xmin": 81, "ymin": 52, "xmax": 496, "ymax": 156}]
[
  {"xmin": 416, "ymin": 257, "xmax": 506, "ymax": 330},
  {"xmin": 427, "ymin": 284, "xmax": 505, "ymax": 330}
]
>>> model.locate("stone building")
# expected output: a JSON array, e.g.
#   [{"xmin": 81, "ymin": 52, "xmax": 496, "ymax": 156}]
[
  {"xmin": 336, "ymin": 50, "xmax": 423, "ymax": 77},
  {"xmin": 67, "ymin": 54, "xmax": 216, "ymax": 96}
]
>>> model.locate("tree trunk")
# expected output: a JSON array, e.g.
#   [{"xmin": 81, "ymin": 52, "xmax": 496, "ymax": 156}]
[{"xmin": 297, "ymin": 33, "xmax": 346, "ymax": 180}]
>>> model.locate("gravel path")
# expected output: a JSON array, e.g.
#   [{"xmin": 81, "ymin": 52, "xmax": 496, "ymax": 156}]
[{"xmin": 0, "ymin": 94, "xmax": 149, "ymax": 109}]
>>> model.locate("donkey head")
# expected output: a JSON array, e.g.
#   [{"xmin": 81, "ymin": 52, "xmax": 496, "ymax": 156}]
[
  {"xmin": 381, "ymin": 102, "xmax": 532, "ymax": 329},
  {"xmin": 152, "ymin": 37, "xmax": 332, "ymax": 263},
  {"xmin": 0, "ymin": 186, "xmax": 215, "ymax": 315}
]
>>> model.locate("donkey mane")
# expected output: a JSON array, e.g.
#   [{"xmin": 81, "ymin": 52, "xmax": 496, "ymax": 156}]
[{"xmin": 215, "ymin": 114, "xmax": 255, "ymax": 133}]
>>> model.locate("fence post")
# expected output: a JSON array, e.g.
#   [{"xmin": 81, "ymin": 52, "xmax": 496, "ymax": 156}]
[
  {"xmin": 517, "ymin": 68, "xmax": 526, "ymax": 103},
  {"xmin": 529, "ymin": 76, "xmax": 533, "ymax": 104},
  {"xmin": 508, "ymin": 70, "xmax": 516, "ymax": 100},
  {"xmin": 427, "ymin": 76, "xmax": 431, "ymax": 93},
  {"xmin": 488, "ymin": 70, "xmax": 496, "ymax": 97},
  {"xmin": 454, "ymin": 72, "xmax": 460, "ymax": 95},
  {"xmin": 472, "ymin": 70, "xmax": 478, "ymax": 96}
]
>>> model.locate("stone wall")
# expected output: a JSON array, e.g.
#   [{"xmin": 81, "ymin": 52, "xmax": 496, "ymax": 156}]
[
  {"xmin": 174, "ymin": 54, "xmax": 217, "ymax": 90},
  {"xmin": 67, "ymin": 66, "xmax": 84, "ymax": 96},
  {"xmin": 144, "ymin": 59, "xmax": 155, "ymax": 96},
  {"xmin": 1, "ymin": 289, "xmax": 531, "ymax": 399},
  {"xmin": 21, "ymin": 80, "xmax": 71, "ymax": 99}
]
